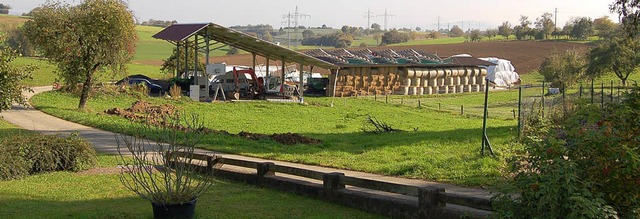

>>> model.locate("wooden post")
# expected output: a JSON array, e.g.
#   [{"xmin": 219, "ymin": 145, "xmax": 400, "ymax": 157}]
[
  {"xmin": 322, "ymin": 172, "xmax": 345, "ymax": 191},
  {"xmin": 461, "ymin": 105, "xmax": 464, "ymax": 115},
  {"xmin": 299, "ymin": 63, "xmax": 304, "ymax": 103},
  {"xmin": 418, "ymin": 187, "xmax": 445, "ymax": 217},
  {"xmin": 257, "ymin": 162, "xmax": 275, "ymax": 177}
]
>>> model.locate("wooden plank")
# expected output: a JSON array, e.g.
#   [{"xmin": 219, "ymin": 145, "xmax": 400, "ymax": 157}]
[
  {"xmin": 439, "ymin": 192, "xmax": 492, "ymax": 211},
  {"xmin": 339, "ymin": 175, "xmax": 419, "ymax": 197},
  {"xmin": 172, "ymin": 152, "xmax": 210, "ymax": 161},
  {"xmin": 269, "ymin": 165, "xmax": 325, "ymax": 181},
  {"xmin": 215, "ymin": 157, "xmax": 258, "ymax": 169}
]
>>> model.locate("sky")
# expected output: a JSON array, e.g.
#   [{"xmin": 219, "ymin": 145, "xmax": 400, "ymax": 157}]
[{"xmin": 4, "ymin": 0, "xmax": 618, "ymax": 30}]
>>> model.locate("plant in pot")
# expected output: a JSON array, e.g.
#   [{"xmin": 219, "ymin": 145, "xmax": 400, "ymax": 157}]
[{"xmin": 116, "ymin": 113, "xmax": 217, "ymax": 219}]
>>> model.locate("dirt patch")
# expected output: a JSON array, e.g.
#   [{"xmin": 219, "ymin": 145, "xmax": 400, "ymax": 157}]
[
  {"xmin": 237, "ymin": 131, "xmax": 320, "ymax": 145},
  {"xmin": 217, "ymin": 41, "xmax": 592, "ymax": 76},
  {"xmin": 105, "ymin": 100, "xmax": 178, "ymax": 127},
  {"xmin": 105, "ymin": 101, "xmax": 320, "ymax": 145},
  {"xmin": 270, "ymin": 133, "xmax": 321, "ymax": 145}
]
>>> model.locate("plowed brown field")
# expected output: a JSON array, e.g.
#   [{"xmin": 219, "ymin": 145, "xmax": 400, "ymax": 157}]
[{"xmin": 214, "ymin": 41, "xmax": 592, "ymax": 74}]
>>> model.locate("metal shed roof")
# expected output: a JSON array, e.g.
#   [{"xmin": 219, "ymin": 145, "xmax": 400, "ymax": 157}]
[
  {"xmin": 305, "ymin": 48, "xmax": 494, "ymax": 68},
  {"xmin": 152, "ymin": 23, "xmax": 339, "ymax": 70}
]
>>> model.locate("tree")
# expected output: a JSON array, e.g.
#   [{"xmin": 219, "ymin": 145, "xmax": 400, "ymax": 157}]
[
  {"xmin": 5, "ymin": 27, "xmax": 35, "ymax": 56},
  {"xmin": 409, "ymin": 31, "xmax": 419, "ymax": 41},
  {"xmin": 539, "ymin": 48, "xmax": 587, "ymax": 88},
  {"xmin": 535, "ymin": 12, "xmax": 555, "ymax": 39},
  {"xmin": 449, "ymin": 25, "xmax": 464, "ymax": 37},
  {"xmin": 611, "ymin": 0, "xmax": 640, "ymax": 36},
  {"xmin": 0, "ymin": 39, "xmax": 35, "ymax": 112},
  {"xmin": 593, "ymin": 16, "xmax": 618, "ymax": 39},
  {"xmin": 23, "ymin": 0, "xmax": 138, "ymax": 109},
  {"xmin": 371, "ymin": 23, "xmax": 381, "ymax": 31},
  {"xmin": 0, "ymin": 4, "xmax": 10, "ymax": 14},
  {"xmin": 301, "ymin": 29, "xmax": 314, "ymax": 39},
  {"xmin": 415, "ymin": 27, "xmax": 421, "ymax": 31},
  {"xmin": 160, "ymin": 45, "xmax": 205, "ymax": 74},
  {"xmin": 381, "ymin": 30, "xmax": 409, "ymax": 44},
  {"xmin": 373, "ymin": 33, "xmax": 382, "ymax": 45},
  {"xmin": 22, "ymin": 7, "xmax": 42, "ymax": 17},
  {"xmin": 428, "ymin": 31, "xmax": 441, "ymax": 39},
  {"xmin": 468, "ymin": 29, "xmax": 482, "ymax": 42},
  {"xmin": 484, "ymin": 28, "xmax": 498, "ymax": 40},
  {"xmin": 335, "ymin": 34, "xmax": 353, "ymax": 48},
  {"xmin": 587, "ymin": 37, "xmax": 640, "ymax": 86},
  {"xmin": 498, "ymin": 21, "xmax": 513, "ymax": 40},
  {"xmin": 518, "ymin": 15, "xmax": 532, "ymax": 39},
  {"xmin": 570, "ymin": 17, "xmax": 593, "ymax": 40}
]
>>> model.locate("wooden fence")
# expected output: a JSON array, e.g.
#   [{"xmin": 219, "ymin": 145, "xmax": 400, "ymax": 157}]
[{"xmin": 169, "ymin": 151, "xmax": 493, "ymax": 218}]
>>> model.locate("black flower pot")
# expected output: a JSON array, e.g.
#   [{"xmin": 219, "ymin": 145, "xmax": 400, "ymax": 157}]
[{"xmin": 151, "ymin": 199, "xmax": 197, "ymax": 219}]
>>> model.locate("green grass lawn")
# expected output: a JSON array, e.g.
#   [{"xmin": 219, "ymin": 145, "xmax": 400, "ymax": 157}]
[
  {"xmin": 0, "ymin": 157, "xmax": 380, "ymax": 219},
  {"xmin": 31, "ymin": 90, "xmax": 518, "ymax": 187},
  {"xmin": 0, "ymin": 119, "xmax": 380, "ymax": 218}
]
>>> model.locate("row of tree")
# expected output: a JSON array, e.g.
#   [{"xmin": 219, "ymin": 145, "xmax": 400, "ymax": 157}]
[
  {"xmin": 139, "ymin": 19, "xmax": 177, "ymax": 27},
  {"xmin": 0, "ymin": 3, "xmax": 10, "ymax": 14}
]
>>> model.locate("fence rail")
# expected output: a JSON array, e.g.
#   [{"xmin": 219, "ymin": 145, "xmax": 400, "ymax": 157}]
[{"xmin": 169, "ymin": 152, "xmax": 493, "ymax": 217}]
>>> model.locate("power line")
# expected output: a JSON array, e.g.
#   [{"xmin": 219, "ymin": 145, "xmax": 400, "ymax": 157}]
[
  {"xmin": 376, "ymin": 9, "xmax": 396, "ymax": 31},
  {"xmin": 282, "ymin": 6, "xmax": 310, "ymax": 48},
  {"xmin": 364, "ymin": 9, "xmax": 375, "ymax": 29}
]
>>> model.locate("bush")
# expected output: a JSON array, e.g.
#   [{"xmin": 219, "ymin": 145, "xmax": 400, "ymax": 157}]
[
  {"xmin": 0, "ymin": 133, "xmax": 97, "ymax": 177},
  {"xmin": 493, "ymin": 87, "xmax": 640, "ymax": 218},
  {"xmin": 0, "ymin": 146, "xmax": 30, "ymax": 180}
]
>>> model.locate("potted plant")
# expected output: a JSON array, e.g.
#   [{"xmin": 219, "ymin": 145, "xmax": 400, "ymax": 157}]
[{"xmin": 116, "ymin": 113, "xmax": 216, "ymax": 219}]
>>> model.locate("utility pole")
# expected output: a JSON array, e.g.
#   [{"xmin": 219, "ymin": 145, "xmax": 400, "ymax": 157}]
[
  {"xmin": 436, "ymin": 16, "xmax": 442, "ymax": 31},
  {"xmin": 554, "ymin": 8, "xmax": 558, "ymax": 31},
  {"xmin": 282, "ymin": 6, "xmax": 310, "ymax": 48},
  {"xmin": 377, "ymin": 9, "xmax": 396, "ymax": 31},
  {"xmin": 364, "ymin": 9, "xmax": 375, "ymax": 29}
]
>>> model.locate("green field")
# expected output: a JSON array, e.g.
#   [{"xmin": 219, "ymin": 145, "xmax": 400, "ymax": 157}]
[{"xmin": 30, "ymin": 91, "xmax": 517, "ymax": 187}]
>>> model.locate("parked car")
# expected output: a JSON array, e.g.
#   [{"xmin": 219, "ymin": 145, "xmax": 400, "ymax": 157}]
[{"xmin": 116, "ymin": 75, "xmax": 166, "ymax": 95}]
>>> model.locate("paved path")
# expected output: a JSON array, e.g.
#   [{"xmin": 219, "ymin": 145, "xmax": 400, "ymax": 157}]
[{"xmin": 0, "ymin": 86, "xmax": 493, "ymax": 200}]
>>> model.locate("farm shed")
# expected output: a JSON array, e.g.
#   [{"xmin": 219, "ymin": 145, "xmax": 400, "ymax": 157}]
[
  {"xmin": 305, "ymin": 49, "xmax": 496, "ymax": 97},
  {"xmin": 152, "ymin": 23, "xmax": 338, "ymax": 101}
]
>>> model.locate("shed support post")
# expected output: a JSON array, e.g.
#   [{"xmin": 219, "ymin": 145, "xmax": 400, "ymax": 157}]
[
  {"xmin": 206, "ymin": 30, "xmax": 210, "ymax": 66},
  {"xmin": 266, "ymin": 57, "xmax": 270, "ymax": 91},
  {"xmin": 184, "ymin": 40, "xmax": 189, "ymax": 81},
  {"xmin": 299, "ymin": 63, "xmax": 304, "ymax": 103},
  {"xmin": 194, "ymin": 35, "xmax": 198, "ymax": 85},
  {"xmin": 281, "ymin": 59, "xmax": 286, "ymax": 98},
  {"xmin": 176, "ymin": 42, "xmax": 180, "ymax": 78}
]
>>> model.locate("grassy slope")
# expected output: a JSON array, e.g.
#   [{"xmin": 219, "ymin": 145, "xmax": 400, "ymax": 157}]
[{"xmin": 31, "ymin": 92, "xmax": 517, "ymax": 186}]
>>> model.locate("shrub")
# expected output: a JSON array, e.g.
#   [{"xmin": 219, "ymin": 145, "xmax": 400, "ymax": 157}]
[
  {"xmin": 1, "ymin": 132, "xmax": 97, "ymax": 174},
  {"xmin": 0, "ymin": 145, "xmax": 30, "ymax": 180},
  {"xmin": 493, "ymin": 87, "xmax": 640, "ymax": 218}
]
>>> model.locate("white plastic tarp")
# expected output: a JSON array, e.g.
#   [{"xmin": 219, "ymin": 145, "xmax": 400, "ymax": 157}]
[{"xmin": 479, "ymin": 57, "xmax": 520, "ymax": 87}]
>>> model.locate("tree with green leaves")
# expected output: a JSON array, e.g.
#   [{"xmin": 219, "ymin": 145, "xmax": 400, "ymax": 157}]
[
  {"xmin": 449, "ymin": 25, "xmax": 464, "ymax": 37},
  {"xmin": 498, "ymin": 21, "xmax": 513, "ymax": 40},
  {"xmin": 160, "ymin": 46, "xmax": 205, "ymax": 76},
  {"xmin": 593, "ymin": 16, "xmax": 618, "ymax": 39},
  {"xmin": 587, "ymin": 37, "xmax": 640, "ymax": 86},
  {"xmin": 0, "ymin": 40, "xmax": 35, "ymax": 112},
  {"xmin": 535, "ymin": 12, "xmax": 555, "ymax": 39},
  {"xmin": 0, "ymin": 4, "xmax": 10, "ymax": 14},
  {"xmin": 539, "ymin": 48, "xmax": 587, "ymax": 88},
  {"xmin": 570, "ymin": 17, "xmax": 594, "ymax": 40},
  {"xmin": 23, "ymin": 0, "xmax": 137, "ymax": 109},
  {"xmin": 611, "ymin": 0, "xmax": 640, "ymax": 36}
]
